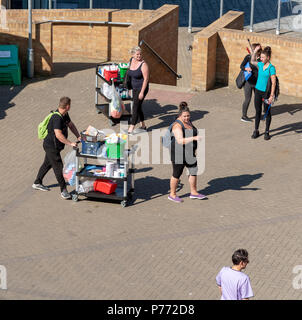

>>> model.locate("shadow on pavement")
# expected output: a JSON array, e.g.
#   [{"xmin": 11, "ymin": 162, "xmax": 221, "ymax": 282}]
[
  {"xmin": 0, "ymin": 85, "xmax": 22, "ymax": 120},
  {"xmin": 270, "ymin": 121, "xmax": 302, "ymax": 137},
  {"xmin": 0, "ymin": 61, "xmax": 100, "ymax": 121},
  {"xmin": 52, "ymin": 62, "xmax": 100, "ymax": 78},
  {"xmin": 199, "ymin": 173, "xmax": 264, "ymax": 196},
  {"xmin": 272, "ymin": 103, "xmax": 302, "ymax": 116},
  {"xmin": 144, "ymin": 100, "xmax": 209, "ymax": 130},
  {"xmin": 132, "ymin": 175, "xmax": 184, "ymax": 205}
]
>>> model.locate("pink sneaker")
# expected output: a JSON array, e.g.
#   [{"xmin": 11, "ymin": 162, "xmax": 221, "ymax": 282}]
[
  {"xmin": 190, "ymin": 193, "xmax": 207, "ymax": 200},
  {"xmin": 168, "ymin": 195, "xmax": 184, "ymax": 203}
]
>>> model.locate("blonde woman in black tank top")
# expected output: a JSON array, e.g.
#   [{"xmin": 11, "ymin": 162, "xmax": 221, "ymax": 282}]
[{"xmin": 127, "ymin": 46, "xmax": 150, "ymax": 135}]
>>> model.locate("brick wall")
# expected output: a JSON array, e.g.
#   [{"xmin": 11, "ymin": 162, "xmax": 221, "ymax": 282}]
[
  {"xmin": 0, "ymin": 22, "xmax": 53, "ymax": 74},
  {"xmin": 191, "ymin": 10, "xmax": 302, "ymax": 98},
  {"xmin": 0, "ymin": 6, "xmax": 178, "ymax": 85},
  {"xmin": 191, "ymin": 11, "xmax": 244, "ymax": 91},
  {"xmin": 136, "ymin": 4, "xmax": 179, "ymax": 86},
  {"xmin": 217, "ymin": 29, "xmax": 302, "ymax": 97}
]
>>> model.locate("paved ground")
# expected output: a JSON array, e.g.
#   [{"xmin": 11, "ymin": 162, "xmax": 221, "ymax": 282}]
[{"xmin": 1, "ymin": 26, "xmax": 302, "ymax": 300}]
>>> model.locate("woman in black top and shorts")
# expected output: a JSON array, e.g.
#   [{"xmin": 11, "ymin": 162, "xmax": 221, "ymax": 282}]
[
  {"xmin": 168, "ymin": 102, "xmax": 206, "ymax": 203},
  {"xmin": 127, "ymin": 46, "xmax": 149, "ymax": 135}
]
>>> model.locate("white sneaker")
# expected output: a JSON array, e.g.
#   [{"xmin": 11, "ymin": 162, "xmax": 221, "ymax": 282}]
[
  {"xmin": 32, "ymin": 183, "xmax": 50, "ymax": 191},
  {"xmin": 61, "ymin": 189, "xmax": 71, "ymax": 199}
]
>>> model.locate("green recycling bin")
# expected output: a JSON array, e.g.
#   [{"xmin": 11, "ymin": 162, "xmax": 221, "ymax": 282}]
[{"xmin": 0, "ymin": 45, "xmax": 22, "ymax": 85}]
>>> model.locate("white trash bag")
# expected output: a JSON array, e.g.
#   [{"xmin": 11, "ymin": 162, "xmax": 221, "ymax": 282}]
[
  {"xmin": 63, "ymin": 149, "xmax": 77, "ymax": 186},
  {"xmin": 109, "ymin": 82, "xmax": 124, "ymax": 119}
]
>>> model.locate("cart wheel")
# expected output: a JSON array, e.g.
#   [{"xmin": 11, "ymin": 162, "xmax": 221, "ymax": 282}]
[
  {"xmin": 121, "ymin": 200, "xmax": 127, "ymax": 208},
  {"xmin": 72, "ymin": 194, "xmax": 79, "ymax": 202}
]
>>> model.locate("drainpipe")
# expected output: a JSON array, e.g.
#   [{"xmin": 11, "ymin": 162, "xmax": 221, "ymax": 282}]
[
  {"xmin": 27, "ymin": 0, "xmax": 34, "ymax": 78},
  {"xmin": 276, "ymin": 0, "xmax": 281, "ymax": 35},
  {"xmin": 188, "ymin": 0, "xmax": 192, "ymax": 33},
  {"xmin": 139, "ymin": 0, "xmax": 143, "ymax": 10},
  {"xmin": 220, "ymin": 0, "xmax": 223, "ymax": 17},
  {"xmin": 250, "ymin": 0, "xmax": 255, "ymax": 32}
]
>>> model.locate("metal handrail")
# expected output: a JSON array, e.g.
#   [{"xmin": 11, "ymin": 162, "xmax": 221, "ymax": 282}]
[
  {"xmin": 139, "ymin": 40, "xmax": 182, "ymax": 79},
  {"xmin": 35, "ymin": 20, "xmax": 132, "ymax": 26}
]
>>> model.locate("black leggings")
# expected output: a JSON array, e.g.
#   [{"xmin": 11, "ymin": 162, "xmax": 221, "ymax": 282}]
[
  {"xmin": 242, "ymin": 81, "xmax": 255, "ymax": 117},
  {"xmin": 254, "ymin": 89, "xmax": 272, "ymax": 132},
  {"xmin": 131, "ymin": 86, "xmax": 149, "ymax": 126},
  {"xmin": 34, "ymin": 147, "xmax": 66, "ymax": 192}
]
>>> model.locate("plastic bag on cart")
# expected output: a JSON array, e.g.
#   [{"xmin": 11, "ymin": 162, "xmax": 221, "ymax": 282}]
[
  {"xmin": 63, "ymin": 149, "xmax": 77, "ymax": 186},
  {"xmin": 109, "ymin": 82, "xmax": 124, "ymax": 119},
  {"xmin": 78, "ymin": 179, "xmax": 95, "ymax": 193},
  {"xmin": 102, "ymin": 83, "xmax": 113, "ymax": 100}
]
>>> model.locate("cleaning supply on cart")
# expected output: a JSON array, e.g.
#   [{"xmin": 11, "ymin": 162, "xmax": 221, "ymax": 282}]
[
  {"xmin": 118, "ymin": 63, "xmax": 129, "ymax": 81},
  {"xmin": 103, "ymin": 64, "xmax": 119, "ymax": 82},
  {"xmin": 118, "ymin": 87, "xmax": 131, "ymax": 100},
  {"xmin": 93, "ymin": 179, "xmax": 117, "ymax": 195},
  {"xmin": 81, "ymin": 126, "xmax": 105, "ymax": 156},
  {"xmin": 105, "ymin": 161, "xmax": 115, "ymax": 177},
  {"xmin": 119, "ymin": 164, "xmax": 125, "ymax": 177},
  {"xmin": 82, "ymin": 126, "xmax": 105, "ymax": 141},
  {"xmin": 81, "ymin": 140, "xmax": 102, "ymax": 156},
  {"xmin": 100, "ymin": 144, "xmax": 108, "ymax": 158},
  {"xmin": 105, "ymin": 133, "xmax": 127, "ymax": 159}
]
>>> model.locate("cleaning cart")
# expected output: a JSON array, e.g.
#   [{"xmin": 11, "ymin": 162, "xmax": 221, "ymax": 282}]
[
  {"xmin": 72, "ymin": 134, "xmax": 135, "ymax": 208},
  {"xmin": 95, "ymin": 62, "xmax": 133, "ymax": 127}
]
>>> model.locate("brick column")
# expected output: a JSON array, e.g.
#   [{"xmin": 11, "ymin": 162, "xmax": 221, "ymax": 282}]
[{"xmin": 191, "ymin": 11, "xmax": 244, "ymax": 91}]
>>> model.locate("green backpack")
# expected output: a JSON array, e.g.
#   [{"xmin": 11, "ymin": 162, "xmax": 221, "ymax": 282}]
[{"xmin": 38, "ymin": 111, "xmax": 62, "ymax": 140}]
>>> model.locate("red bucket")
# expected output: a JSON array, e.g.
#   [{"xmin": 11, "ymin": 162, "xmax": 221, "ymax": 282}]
[
  {"xmin": 93, "ymin": 179, "xmax": 117, "ymax": 195},
  {"xmin": 104, "ymin": 69, "xmax": 118, "ymax": 82}
]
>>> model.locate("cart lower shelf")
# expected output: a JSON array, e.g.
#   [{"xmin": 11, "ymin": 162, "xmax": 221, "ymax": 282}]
[{"xmin": 72, "ymin": 187, "xmax": 134, "ymax": 207}]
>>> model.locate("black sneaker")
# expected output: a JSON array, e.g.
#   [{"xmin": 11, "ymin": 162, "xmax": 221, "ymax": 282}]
[
  {"xmin": 251, "ymin": 130, "xmax": 260, "ymax": 139},
  {"xmin": 264, "ymin": 132, "xmax": 271, "ymax": 140},
  {"xmin": 32, "ymin": 183, "xmax": 50, "ymax": 191},
  {"xmin": 241, "ymin": 116, "xmax": 253, "ymax": 122},
  {"xmin": 61, "ymin": 189, "xmax": 71, "ymax": 200}
]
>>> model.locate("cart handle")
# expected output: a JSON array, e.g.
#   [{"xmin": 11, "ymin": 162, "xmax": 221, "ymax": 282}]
[{"xmin": 73, "ymin": 141, "xmax": 81, "ymax": 151}]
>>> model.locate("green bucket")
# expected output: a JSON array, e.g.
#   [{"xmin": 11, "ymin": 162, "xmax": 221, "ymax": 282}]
[
  {"xmin": 118, "ymin": 63, "xmax": 129, "ymax": 81},
  {"xmin": 106, "ymin": 140, "xmax": 126, "ymax": 159}
]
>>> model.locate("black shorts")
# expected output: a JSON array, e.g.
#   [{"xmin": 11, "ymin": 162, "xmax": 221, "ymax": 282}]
[{"xmin": 172, "ymin": 162, "xmax": 198, "ymax": 179}]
